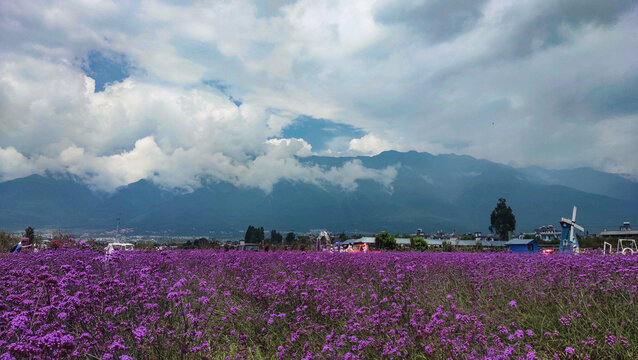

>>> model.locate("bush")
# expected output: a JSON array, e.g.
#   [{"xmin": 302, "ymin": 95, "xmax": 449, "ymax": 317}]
[
  {"xmin": 0, "ymin": 231, "xmax": 20, "ymax": 252},
  {"xmin": 375, "ymin": 231, "xmax": 397, "ymax": 250},
  {"xmin": 411, "ymin": 237, "xmax": 429, "ymax": 251},
  {"xmin": 441, "ymin": 241, "xmax": 454, "ymax": 252}
]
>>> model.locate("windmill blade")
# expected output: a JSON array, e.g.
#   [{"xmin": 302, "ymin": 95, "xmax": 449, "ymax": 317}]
[
  {"xmin": 569, "ymin": 225, "xmax": 575, "ymax": 244},
  {"xmin": 573, "ymin": 223, "xmax": 584, "ymax": 232},
  {"xmin": 571, "ymin": 206, "xmax": 577, "ymax": 222},
  {"xmin": 561, "ymin": 218, "xmax": 573, "ymax": 225}
]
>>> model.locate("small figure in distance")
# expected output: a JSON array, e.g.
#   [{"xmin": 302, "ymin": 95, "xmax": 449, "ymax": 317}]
[{"xmin": 11, "ymin": 237, "xmax": 33, "ymax": 254}]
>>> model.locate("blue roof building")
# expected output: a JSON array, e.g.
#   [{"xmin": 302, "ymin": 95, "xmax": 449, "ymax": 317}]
[{"xmin": 506, "ymin": 238, "xmax": 539, "ymax": 253}]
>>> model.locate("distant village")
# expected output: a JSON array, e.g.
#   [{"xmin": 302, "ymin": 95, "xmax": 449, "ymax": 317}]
[
  {"xmin": 3, "ymin": 220, "xmax": 636, "ymax": 255},
  {"xmin": 294, "ymin": 220, "xmax": 638, "ymax": 254}
]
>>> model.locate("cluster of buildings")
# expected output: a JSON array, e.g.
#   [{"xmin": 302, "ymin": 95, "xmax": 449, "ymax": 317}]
[
  {"xmin": 323, "ymin": 220, "xmax": 637, "ymax": 254},
  {"xmin": 600, "ymin": 222, "xmax": 638, "ymax": 238}
]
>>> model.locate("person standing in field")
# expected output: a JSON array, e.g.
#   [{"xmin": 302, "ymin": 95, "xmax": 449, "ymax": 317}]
[{"xmin": 11, "ymin": 237, "xmax": 32, "ymax": 253}]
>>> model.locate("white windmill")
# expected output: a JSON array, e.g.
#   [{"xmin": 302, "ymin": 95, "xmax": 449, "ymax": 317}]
[{"xmin": 559, "ymin": 206, "xmax": 584, "ymax": 254}]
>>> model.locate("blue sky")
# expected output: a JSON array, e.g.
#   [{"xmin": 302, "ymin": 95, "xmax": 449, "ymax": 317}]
[
  {"xmin": 82, "ymin": 51, "xmax": 130, "ymax": 92},
  {"xmin": 0, "ymin": 0, "xmax": 636, "ymax": 191},
  {"xmin": 281, "ymin": 116, "xmax": 365, "ymax": 153}
]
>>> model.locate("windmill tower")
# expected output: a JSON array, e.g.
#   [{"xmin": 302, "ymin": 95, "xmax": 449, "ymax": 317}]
[{"xmin": 559, "ymin": 206, "xmax": 584, "ymax": 254}]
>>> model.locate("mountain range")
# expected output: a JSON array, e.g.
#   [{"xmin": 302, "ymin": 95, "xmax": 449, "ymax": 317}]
[{"xmin": 1, "ymin": 151, "xmax": 636, "ymax": 236}]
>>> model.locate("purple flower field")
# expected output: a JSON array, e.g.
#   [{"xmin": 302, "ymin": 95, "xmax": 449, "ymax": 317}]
[{"xmin": 1, "ymin": 250, "xmax": 636, "ymax": 359}]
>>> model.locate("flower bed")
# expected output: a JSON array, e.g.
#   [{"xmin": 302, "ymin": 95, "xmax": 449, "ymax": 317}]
[{"xmin": 1, "ymin": 250, "xmax": 636, "ymax": 359}]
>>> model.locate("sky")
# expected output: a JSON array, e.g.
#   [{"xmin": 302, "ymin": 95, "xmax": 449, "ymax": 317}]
[{"xmin": 0, "ymin": 0, "xmax": 637, "ymax": 192}]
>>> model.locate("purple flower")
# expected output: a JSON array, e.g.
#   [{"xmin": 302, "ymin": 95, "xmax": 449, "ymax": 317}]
[
  {"xmin": 133, "ymin": 326, "xmax": 147, "ymax": 342},
  {"xmin": 559, "ymin": 317, "xmax": 571, "ymax": 326},
  {"xmin": 565, "ymin": 347, "xmax": 575, "ymax": 355},
  {"xmin": 0, "ymin": 247, "xmax": 634, "ymax": 359}
]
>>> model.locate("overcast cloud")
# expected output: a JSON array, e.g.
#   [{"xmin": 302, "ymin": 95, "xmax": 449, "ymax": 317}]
[{"xmin": 0, "ymin": 0, "xmax": 636, "ymax": 192}]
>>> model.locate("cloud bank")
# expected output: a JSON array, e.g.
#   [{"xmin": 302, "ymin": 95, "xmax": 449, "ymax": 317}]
[{"xmin": 1, "ymin": 0, "xmax": 637, "ymax": 191}]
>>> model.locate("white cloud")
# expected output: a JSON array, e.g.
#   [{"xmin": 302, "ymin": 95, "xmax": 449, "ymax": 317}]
[
  {"xmin": 0, "ymin": 54, "xmax": 396, "ymax": 191},
  {"xmin": 1, "ymin": 0, "xmax": 637, "ymax": 187},
  {"xmin": 348, "ymin": 134, "xmax": 396, "ymax": 155},
  {"xmin": 0, "ymin": 147, "xmax": 41, "ymax": 181}
]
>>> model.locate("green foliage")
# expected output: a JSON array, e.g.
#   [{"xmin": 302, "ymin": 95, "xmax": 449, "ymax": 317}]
[
  {"xmin": 339, "ymin": 233, "xmax": 348, "ymax": 242},
  {"xmin": 523, "ymin": 233, "xmax": 536, "ymax": 239},
  {"xmin": 244, "ymin": 225, "xmax": 265, "ymax": 244},
  {"xmin": 441, "ymin": 241, "xmax": 454, "ymax": 252},
  {"xmin": 194, "ymin": 237, "xmax": 211, "ymax": 249},
  {"xmin": 375, "ymin": 231, "xmax": 397, "ymax": 250},
  {"xmin": 578, "ymin": 236, "xmax": 638, "ymax": 250},
  {"xmin": 24, "ymin": 226, "xmax": 35, "ymax": 243},
  {"xmin": 0, "ymin": 231, "xmax": 20, "ymax": 252},
  {"xmin": 285, "ymin": 232, "xmax": 296, "ymax": 245},
  {"xmin": 490, "ymin": 198, "xmax": 516, "ymax": 241},
  {"xmin": 411, "ymin": 236, "xmax": 429, "ymax": 251},
  {"xmin": 135, "ymin": 241, "xmax": 155, "ymax": 250},
  {"xmin": 270, "ymin": 230, "xmax": 283, "ymax": 244},
  {"xmin": 475, "ymin": 241, "xmax": 484, "ymax": 252},
  {"xmin": 181, "ymin": 237, "xmax": 216, "ymax": 249}
]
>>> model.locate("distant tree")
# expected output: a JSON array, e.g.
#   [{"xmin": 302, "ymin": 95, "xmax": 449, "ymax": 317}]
[
  {"xmin": 245, "ymin": 226, "xmax": 265, "ymax": 244},
  {"xmin": 460, "ymin": 233, "xmax": 473, "ymax": 240},
  {"xmin": 375, "ymin": 231, "xmax": 397, "ymax": 250},
  {"xmin": 1, "ymin": 231, "xmax": 20, "ymax": 252},
  {"xmin": 285, "ymin": 232, "xmax": 296, "ymax": 245},
  {"xmin": 489, "ymin": 198, "xmax": 516, "ymax": 241},
  {"xmin": 339, "ymin": 233, "xmax": 348, "ymax": 242},
  {"xmin": 194, "ymin": 237, "xmax": 210, "ymax": 249},
  {"xmin": 411, "ymin": 236, "xmax": 429, "ymax": 251},
  {"xmin": 182, "ymin": 240, "xmax": 194, "ymax": 249},
  {"xmin": 245, "ymin": 225, "xmax": 255, "ymax": 243},
  {"xmin": 270, "ymin": 230, "xmax": 283, "ymax": 244},
  {"xmin": 135, "ymin": 241, "xmax": 154, "ymax": 250},
  {"xmin": 24, "ymin": 226, "xmax": 35, "ymax": 243},
  {"xmin": 441, "ymin": 241, "xmax": 454, "ymax": 252}
]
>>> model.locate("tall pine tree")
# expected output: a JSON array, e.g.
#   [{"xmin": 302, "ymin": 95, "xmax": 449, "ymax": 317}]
[{"xmin": 489, "ymin": 198, "xmax": 516, "ymax": 241}]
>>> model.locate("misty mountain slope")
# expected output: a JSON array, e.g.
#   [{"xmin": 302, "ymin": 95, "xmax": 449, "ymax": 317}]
[
  {"xmin": 519, "ymin": 166, "xmax": 638, "ymax": 201},
  {"xmin": 0, "ymin": 152, "xmax": 636, "ymax": 234},
  {"xmin": 0, "ymin": 174, "xmax": 104, "ymax": 228}
]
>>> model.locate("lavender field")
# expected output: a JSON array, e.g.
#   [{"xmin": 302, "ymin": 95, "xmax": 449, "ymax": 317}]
[{"xmin": 1, "ymin": 250, "xmax": 636, "ymax": 360}]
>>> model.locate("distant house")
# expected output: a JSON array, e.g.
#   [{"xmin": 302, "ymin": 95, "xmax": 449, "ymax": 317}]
[
  {"xmin": 395, "ymin": 238, "xmax": 411, "ymax": 248},
  {"xmin": 411, "ymin": 228, "xmax": 426, "ymax": 237},
  {"xmin": 423, "ymin": 239, "xmax": 507, "ymax": 248},
  {"xmin": 601, "ymin": 222, "xmax": 638, "ymax": 238},
  {"xmin": 506, "ymin": 239, "xmax": 538, "ymax": 253},
  {"xmin": 533, "ymin": 225, "xmax": 561, "ymax": 241}
]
